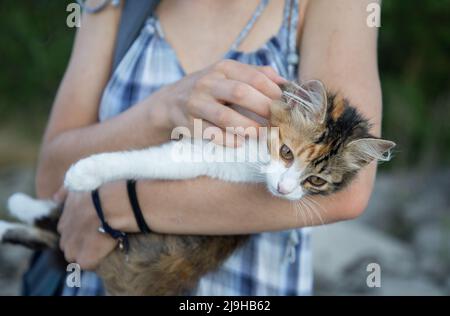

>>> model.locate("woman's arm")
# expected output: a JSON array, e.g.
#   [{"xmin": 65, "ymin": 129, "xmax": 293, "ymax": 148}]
[{"xmin": 106, "ymin": 175, "xmax": 367, "ymax": 234}]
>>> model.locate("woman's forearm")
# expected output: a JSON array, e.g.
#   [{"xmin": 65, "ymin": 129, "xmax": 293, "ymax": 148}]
[
  {"xmin": 36, "ymin": 93, "xmax": 170, "ymax": 198},
  {"xmin": 102, "ymin": 165, "xmax": 374, "ymax": 235}
]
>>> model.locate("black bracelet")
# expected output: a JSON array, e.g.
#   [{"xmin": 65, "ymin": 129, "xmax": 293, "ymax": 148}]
[
  {"xmin": 127, "ymin": 180, "xmax": 152, "ymax": 234},
  {"xmin": 91, "ymin": 189, "xmax": 129, "ymax": 253}
]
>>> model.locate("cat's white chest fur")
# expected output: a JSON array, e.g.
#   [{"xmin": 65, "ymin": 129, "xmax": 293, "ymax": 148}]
[{"xmin": 64, "ymin": 138, "xmax": 270, "ymax": 192}]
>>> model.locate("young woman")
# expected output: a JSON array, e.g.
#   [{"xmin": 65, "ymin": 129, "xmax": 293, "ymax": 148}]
[{"xmin": 31, "ymin": 0, "xmax": 382, "ymax": 295}]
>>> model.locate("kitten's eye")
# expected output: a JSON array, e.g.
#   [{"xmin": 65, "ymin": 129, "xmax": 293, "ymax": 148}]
[
  {"xmin": 280, "ymin": 144, "xmax": 294, "ymax": 161},
  {"xmin": 306, "ymin": 176, "xmax": 327, "ymax": 187}
]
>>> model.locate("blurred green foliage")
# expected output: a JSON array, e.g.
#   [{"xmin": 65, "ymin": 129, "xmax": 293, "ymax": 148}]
[
  {"xmin": 379, "ymin": 0, "xmax": 450, "ymax": 167},
  {"xmin": 0, "ymin": 0, "xmax": 74, "ymax": 140},
  {"xmin": 0, "ymin": 0, "xmax": 449, "ymax": 167}
]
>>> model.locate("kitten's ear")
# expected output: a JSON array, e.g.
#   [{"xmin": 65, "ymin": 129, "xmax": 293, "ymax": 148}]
[
  {"xmin": 345, "ymin": 138, "xmax": 396, "ymax": 169},
  {"xmin": 282, "ymin": 80, "xmax": 328, "ymax": 122}
]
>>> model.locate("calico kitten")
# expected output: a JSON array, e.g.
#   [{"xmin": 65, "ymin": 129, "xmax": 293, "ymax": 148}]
[{"xmin": 0, "ymin": 80, "xmax": 395, "ymax": 295}]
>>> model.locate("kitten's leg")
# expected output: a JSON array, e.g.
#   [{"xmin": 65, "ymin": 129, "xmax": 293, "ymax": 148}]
[
  {"xmin": 64, "ymin": 139, "xmax": 266, "ymax": 191},
  {"xmin": 0, "ymin": 221, "xmax": 58, "ymax": 250},
  {"xmin": 64, "ymin": 140, "xmax": 215, "ymax": 191}
]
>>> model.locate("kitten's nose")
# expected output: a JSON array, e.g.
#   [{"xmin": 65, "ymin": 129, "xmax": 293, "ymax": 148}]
[{"xmin": 277, "ymin": 180, "xmax": 296, "ymax": 195}]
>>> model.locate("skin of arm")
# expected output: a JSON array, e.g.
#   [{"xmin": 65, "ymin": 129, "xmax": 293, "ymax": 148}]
[{"xmin": 56, "ymin": 0, "xmax": 382, "ymax": 269}]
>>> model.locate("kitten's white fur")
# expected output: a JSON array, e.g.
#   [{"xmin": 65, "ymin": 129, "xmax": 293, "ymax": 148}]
[
  {"xmin": 64, "ymin": 137, "xmax": 303, "ymax": 201},
  {"xmin": 8, "ymin": 193, "xmax": 56, "ymax": 224}
]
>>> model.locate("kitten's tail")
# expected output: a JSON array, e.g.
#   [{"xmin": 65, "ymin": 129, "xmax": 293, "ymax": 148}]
[{"xmin": 0, "ymin": 193, "xmax": 61, "ymax": 250}]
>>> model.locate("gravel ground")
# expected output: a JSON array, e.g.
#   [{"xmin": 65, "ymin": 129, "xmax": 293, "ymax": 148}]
[{"xmin": 313, "ymin": 169, "xmax": 450, "ymax": 295}]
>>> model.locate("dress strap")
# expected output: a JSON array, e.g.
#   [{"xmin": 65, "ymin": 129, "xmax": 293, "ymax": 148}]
[
  {"xmin": 229, "ymin": 0, "xmax": 270, "ymax": 51},
  {"xmin": 285, "ymin": 0, "xmax": 299, "ymax": 80}
]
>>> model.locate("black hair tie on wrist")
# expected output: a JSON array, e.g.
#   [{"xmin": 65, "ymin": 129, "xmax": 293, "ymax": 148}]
[
  {"xmin": 127, "ymin": 180, "xmax": 152, "ymax": 234},
  {"xmin": 91, "ymin": 189, "xmax": 129, "ymax": 253}
]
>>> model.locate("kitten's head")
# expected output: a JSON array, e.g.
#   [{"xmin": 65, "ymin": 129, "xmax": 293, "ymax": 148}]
[{"xmin": 266, "ymin": 80, "xmax": 395, "ymax": 201}]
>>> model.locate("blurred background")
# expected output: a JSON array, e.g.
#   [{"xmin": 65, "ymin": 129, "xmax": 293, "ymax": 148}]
[{"xmin": 0, "ymin": 0, "xmax": 449, "ymax": 295}]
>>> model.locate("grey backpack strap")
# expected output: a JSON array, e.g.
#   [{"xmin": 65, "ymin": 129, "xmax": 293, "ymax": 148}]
[{"xmin": 112, "ymin": 0, "xmax": 160, "ymax": 71}]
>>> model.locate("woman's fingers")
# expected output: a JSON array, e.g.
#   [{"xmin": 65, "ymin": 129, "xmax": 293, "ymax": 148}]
[
  {"xmin": 77, "ymin": 234, "xmax": 116, "ymax": 270},
  {"xmin": 193, "ymin": 99, "xmax": 261, "ymax": 133},
  {"xmin": 210, "ymin": 79, "xmax": 273, "ymax": 118},
  {"xmin": 168, "ymin": 60, "xmax": 286, "ymax": 144},
  {"xmin": 197, "ymin": 120, "xmax": 244, "ymax": 147},
  {"xmin": 53, "ymin": 187, "xmax": 68, "ymax": 204},
  {"xmin": 214, "ymin": 60, "xmax": 283, "ymax": 100},
  {"xmin": 169, "ymin": 118, "xmax": 243, "ymax": 147},
  {"xmin": 255, "ymin": 65, "xmax": 288, "ymax": 85}
]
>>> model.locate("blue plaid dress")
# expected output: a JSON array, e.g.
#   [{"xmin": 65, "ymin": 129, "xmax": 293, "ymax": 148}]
[{"xmin": 63, "ymin": 0, "xmax": 313, "ymax": 296}]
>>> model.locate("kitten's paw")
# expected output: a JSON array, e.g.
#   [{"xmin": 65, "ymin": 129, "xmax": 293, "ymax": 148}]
[
  {"xmin": 8, "ymin": 193, "xmax": 56, "ymax": 224},
  {"xmin": 64, "ymin": 158, "xmax": 103, "ymax": 192}
]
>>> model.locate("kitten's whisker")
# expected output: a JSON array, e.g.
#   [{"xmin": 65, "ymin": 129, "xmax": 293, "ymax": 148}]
[
  {"xmin": 291, "ymin": 201, "xmax": 300, "ymax": 226},
  {"xmin": 297, "ymin": 199, "xmax": 313, "ymax": 226},
  {"xmin": 305, "ymin": 197, "xmax": 324, "ymax": 224},
  {"xmin": 303, "ymin": 197, "xmax": 325, "ymax": 225},
  {"xmin": 305, "ymin": 196, "xmax": 328, "ymax": 215},
  {"xmin": 292, "ymin": 201, "xmax": 302, "ymax": 226},
  {"xmin": 304, "ymin": 200, "xmax": 316, "ymax": 226},
  {"xmin": 299, "ymin": 200, "xmax": 310, "ymax": 226},
  {"xmin": 292, "ymin": 201, "xmax": 306, "ymax": 226}
]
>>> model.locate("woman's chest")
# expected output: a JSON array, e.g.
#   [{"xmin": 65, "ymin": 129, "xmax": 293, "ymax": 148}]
[{"xmin": 156, "ymin": 0, "xmax": 284, "ymax": 74}]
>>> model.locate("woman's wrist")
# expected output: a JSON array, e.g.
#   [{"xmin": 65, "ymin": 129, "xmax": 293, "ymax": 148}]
[
  {"xmin": 100, "ymin": 180, "xmax": 141, "ymax": 233},
  {"xmin": 144, "ymin": 87, "xmax": 176, "ymax": 141}
]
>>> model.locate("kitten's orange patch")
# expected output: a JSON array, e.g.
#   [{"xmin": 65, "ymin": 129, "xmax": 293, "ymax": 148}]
[
  {"xmin": 296, "ymin": 144, "xmax": 311, "ymax": 157},
  {"xmin": 315, "ymin": 143, "xmax": 333, "ymax": 160},
  {"xmin": 304, "ymin": 144, "xmax": 320, "ymax": 161},
  {"xmin": 331, "ymin": 95, "xmax": 345, "ymax": 121}
]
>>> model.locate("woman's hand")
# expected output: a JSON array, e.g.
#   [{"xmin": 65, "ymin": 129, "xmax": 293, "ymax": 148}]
[
  {"xmin": 151, "ymin": 59, "xmax": 286, "ymax": 146},
  {"xmin": 57, "ymin": 189, "xmax": 117, "ymax": 270}
]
